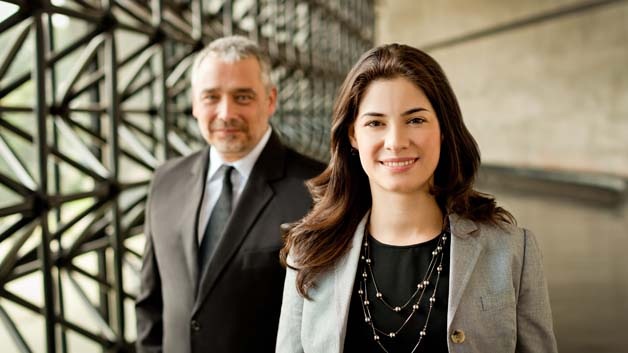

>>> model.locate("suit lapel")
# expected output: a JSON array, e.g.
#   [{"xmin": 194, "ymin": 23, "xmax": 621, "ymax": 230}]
[
  {"xmin": 193, "ymin": 133, "xmax": 286, "ymax": 314},
  {"xmin": 333, "ymin": 213, "xmax": 369, "ymax": 352},
  {"xmin": 447, "ymin": 214, "xmax": 482, "ymax": 328},
  {"xmin": 177, "ymin": 148, "xmax": 210, "ymax": 294}
]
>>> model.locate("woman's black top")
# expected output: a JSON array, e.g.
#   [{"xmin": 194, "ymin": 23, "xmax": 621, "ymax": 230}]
[{"xmin": 343, "ymin": 231, "xmax": 450, "ymax": 353}]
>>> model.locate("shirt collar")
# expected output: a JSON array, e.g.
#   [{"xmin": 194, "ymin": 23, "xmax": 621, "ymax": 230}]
[{"xmin": 207, "ymin": 127, "xmax": 272, "ymax": 182}]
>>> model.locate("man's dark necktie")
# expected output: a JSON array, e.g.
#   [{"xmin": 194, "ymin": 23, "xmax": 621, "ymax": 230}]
[{"xmin": 198, "ymin": 165, "xmax": 234, "ymax": 273}]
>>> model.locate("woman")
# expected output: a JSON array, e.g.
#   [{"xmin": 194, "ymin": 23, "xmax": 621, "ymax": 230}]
[{"xmin": 277, "ymin": 44, "xmax": 557, "ymax": 353}]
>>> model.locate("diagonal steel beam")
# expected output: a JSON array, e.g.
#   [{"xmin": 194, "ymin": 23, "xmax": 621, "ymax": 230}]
[
  {"xmin": 56, "ymin": 34, "xmax": 106, "ymax": 105},
  {"xmin": 65, "ymin": 270, "xmax": 117, "ymax": 341},
  {"xmin": 0, "ymin": 18, "xmax": 32, "ymax": 81},
  {"xmin": 0, "ymin": 219, "xmax": 38, "ymax": 284},
  {"xmin": 0, "ymin": 304, "xmax": 33, "ymax": 353},
  {"xmin": 0, "ymin": 128, "xmax": 37, "ymax": 191}
]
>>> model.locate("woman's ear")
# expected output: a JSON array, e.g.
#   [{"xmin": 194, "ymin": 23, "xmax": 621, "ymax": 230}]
[{"xmin": 348, "ymin": 125, "xmax": 358, "ymax": 149}]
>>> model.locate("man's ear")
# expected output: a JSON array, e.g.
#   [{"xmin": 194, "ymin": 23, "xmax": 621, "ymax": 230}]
[
  {"xmin": 267, "ymin": 86, "xmax": 278, "ymax": 116},
  {"xmin": 191, "ymin": 87, "xmax": 199, "ymax": 120},
  {"xmin": 192, "ymin": 98, "xmax": 198, "ymax": 120}
]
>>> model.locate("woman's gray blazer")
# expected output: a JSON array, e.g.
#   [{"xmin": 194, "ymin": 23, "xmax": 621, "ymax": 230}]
[{"xmin": 276, "ymin": 213, "xmax": 558, "ymax": 353}]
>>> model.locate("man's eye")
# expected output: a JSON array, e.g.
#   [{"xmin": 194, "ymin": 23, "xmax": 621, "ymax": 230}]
[
  {"xmin": 235, "ymin": 95, "xmax": 253, "ymax": 103},
  {"xmin": 202, "ymin": 95, "xmax": 219, "ymax": 102}
]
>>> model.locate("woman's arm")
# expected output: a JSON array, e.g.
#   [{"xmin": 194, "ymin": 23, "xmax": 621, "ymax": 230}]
[
  {"xmin": 516, "ymin": 229, "xmax": 558, "ymax": 353},
  {"xmin": 276, "ymin": 255, "xmax": 305, "ymax": 353}
]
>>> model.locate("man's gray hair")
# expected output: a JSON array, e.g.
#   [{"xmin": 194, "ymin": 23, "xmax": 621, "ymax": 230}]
[{"xmin": 191, "ymin": 35, "xmax": 273, "ymax": 90}]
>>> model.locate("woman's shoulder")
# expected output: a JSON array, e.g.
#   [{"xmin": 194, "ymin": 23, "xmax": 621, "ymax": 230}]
[
  {"xmin": 451, "ymin": 213, "xmax": 532, "ymax": 249},
  {"xmin": 479, "ymin": 219, "xmax": 525, "ymax": 238}
]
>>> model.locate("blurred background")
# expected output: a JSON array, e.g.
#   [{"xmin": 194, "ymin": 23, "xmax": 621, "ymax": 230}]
[{"xmin": 0, "ymin": 0, "xmax": 626, "ymax": 352}]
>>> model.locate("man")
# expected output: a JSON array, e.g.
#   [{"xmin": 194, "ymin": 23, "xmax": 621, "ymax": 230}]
[{"xmin": 135, "ymin": 36, "xmax": 325, "ymax": 353}]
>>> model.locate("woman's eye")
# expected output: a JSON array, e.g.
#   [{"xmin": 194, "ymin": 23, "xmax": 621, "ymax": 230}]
[
  {"xmin": 365, "ymin": 120, "xmax": 382, "ymax": 127},
  {"xmin": 408, "ymin": 117, "xmax": 426, "ymax": 124}
]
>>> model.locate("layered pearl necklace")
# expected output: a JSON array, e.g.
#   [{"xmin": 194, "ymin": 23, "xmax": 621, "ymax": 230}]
[{"xmin": 357, "ymin": 225, "xmax": 449, "ymax": 353}]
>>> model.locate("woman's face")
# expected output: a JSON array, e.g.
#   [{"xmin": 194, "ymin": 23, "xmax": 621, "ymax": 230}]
[{"xmin": 349, "ymin": 77, "xmax": 441, "ymax": 196}]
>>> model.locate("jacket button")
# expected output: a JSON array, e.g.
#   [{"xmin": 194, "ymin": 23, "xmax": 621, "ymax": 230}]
[
  {"xmin": 191, "ymin": 319, "xmax": 201, "ymax": 332},
  {"xmin": 451, "ymin": 329, "xmax": 465, "ymax": 343}
]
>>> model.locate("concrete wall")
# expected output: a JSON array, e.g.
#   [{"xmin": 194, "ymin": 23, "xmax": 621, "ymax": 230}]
[{"xmin": 376, "ymin": 0, "xmax": 628, "ymax": 177}]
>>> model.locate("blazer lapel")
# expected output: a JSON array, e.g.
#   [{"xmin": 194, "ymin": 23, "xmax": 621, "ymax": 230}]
[
  {"xmin": 332, "ymin": 213, "xmax": 369, "ymax": 352},
  {"xmin": 178, "ymin": 148, "xmax": 210, "ymax": 294},
  {"xmin": 447, "ymin": 214, "xmax": 483, "ymax": 328},
  {"xmin": 193, "ymin": 133, "xmax": 285, "ymax": 314}
]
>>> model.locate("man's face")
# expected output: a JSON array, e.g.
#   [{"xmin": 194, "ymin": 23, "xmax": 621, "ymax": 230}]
[{"xmin": 192, "ymin": 56, "xmax": 277, "ymax": 162}]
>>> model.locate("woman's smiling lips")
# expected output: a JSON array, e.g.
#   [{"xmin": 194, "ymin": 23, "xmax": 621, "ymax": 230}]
[{"xmin": 380, "ymin": 157, "xmax": 419, "ymax": 171}]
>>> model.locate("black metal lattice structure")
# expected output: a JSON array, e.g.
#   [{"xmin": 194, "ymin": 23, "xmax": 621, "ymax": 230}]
[{"xmin": 0, "ymin": 1, "xmax": 373, "ymax": 352}]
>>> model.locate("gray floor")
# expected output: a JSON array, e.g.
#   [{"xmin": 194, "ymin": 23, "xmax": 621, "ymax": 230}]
[{"xmin": 478, "ymin": 172, "xmax": 628, "ymax": 353}]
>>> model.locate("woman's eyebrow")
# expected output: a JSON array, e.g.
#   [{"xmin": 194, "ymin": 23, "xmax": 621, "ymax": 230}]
[
  {"xmin": 402, "ymin": 107, "xmax": 429, "ymax": 116},
  {"xmin": 359, "ymin": 111, "xmax": 385, "ymax": 119}
]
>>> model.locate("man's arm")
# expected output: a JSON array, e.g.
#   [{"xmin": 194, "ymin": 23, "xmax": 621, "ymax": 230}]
[{"xmin": 135, "ymin": 193, "xmax": 164, "ymax": 353}]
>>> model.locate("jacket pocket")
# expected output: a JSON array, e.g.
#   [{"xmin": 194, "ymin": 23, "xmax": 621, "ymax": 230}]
[{"xmin": 480, "ymin": 290, "xmax": 516, "ymax": 312}]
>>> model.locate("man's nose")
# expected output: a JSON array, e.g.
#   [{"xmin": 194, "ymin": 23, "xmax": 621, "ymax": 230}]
[{"xmin": 216, "ymin": 98, "xmax": 235, "ymax": 120}]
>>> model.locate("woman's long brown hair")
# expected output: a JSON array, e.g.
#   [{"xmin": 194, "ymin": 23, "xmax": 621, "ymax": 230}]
[{"xmin": 280, "ymin": 44, "xmax": 513, "ymax": 298}]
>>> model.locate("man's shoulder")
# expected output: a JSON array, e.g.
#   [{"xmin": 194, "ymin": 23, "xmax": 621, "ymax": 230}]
[
  {"xmin": 153, "ymin": 148, "xmax": 207, "ymax": 180},
  {"xmin": 283, "ymin": 148, "xmax": 326, "ymax": 177}
]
